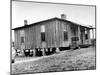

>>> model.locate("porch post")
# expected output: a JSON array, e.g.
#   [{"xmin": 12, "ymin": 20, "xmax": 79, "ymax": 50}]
[
  {"xmin": 41, "ymin": 48, "xmax": 46, "ymax": 56},
  {"xmin": 56, "ymin": 47, "xmax": 60, "ymax": 53},
  {"xmin": 50, "ymin": 48, "xmax": 52, "ymax": 54},
  {"xmin": 83, "ymin": 30, "xmax": 85, "ymax": 44},
  {"xmin": 78, "ymin": 25, "xmax": 81, "ymax": 44},
  {"xmin": 92, "ymin": 29, "xmax": 94, "ymax": 40},
  {"xmin": 87, "ymin": 29, "xmax": 91, "ymax": 44},
  {"xmin": 33, "ymin": 49, "xmax": 36, "ymax": 56}
]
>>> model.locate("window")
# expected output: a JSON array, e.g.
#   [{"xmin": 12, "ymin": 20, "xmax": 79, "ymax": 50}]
[
  {"xmin": 41, "ymin": 25, "xmax": 45, "ymax": 41},
  {"xmin": 85, "ymin": 28, "xmax": 87, "ymax": 34},
  {"xmin": 41, "ymin": 32, "xmax": 45, "ymax": 41},
  {"xmin": 85, "ymin": 28, "xmax": 88, "ymax": 40},
  {"xmin": 85, "ymin": 34, "xmax": 88, "ymax": 40},
  {"xmin": 20, "ymin": 30, "xmax": 25, "ymax": 44},
  {"xmin": 20, "ymin": 30, "xmax": 24, "ymax": 36},
  {"xmin": 63, "ymin": 24, "xmax": 68, "ymax": 41},
  {"xmin": 64, "ymin": 31, "xmax": 68, "ymax": 41},
  {"xmin": 72, "ymin": 28, "xmax": 76, "ymax": 35},
  {"xmin": 72, "ymin": 37, "xmax": 79, "ymax": 41},
  {"xmin": 21, "ymin": 37, "xmax": 24, "ymax": 43},
  {"xmin": 41, "ymin": 25, "xmax": 45, "ymax": 32}
]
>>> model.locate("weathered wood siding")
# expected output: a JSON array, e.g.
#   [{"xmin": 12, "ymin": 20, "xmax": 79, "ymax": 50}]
[
  {"xmin": 14, "ymin": 19, "xmax": 74, "ymax": 49},
  {"xmin": 14, "ymin": 30, "xmax": 18, "ymax": 49},
  {"xmin": 42, "ymin": 20, "xmax": 57, "ymax": 48},
  {"xmin": 14, "ymin": 20, "xmax": 57, "ymax": 49},
  {"xmin": 14, "ymin": 19, "xmax": 91, "ymax": 50},
  {"xmin": 24, "ymin": 25, "xmax": 41, "ymax": 49},
  {"xmin": 56, "ymin": 20, "xmax": 72, "ymax": 47},
  {"xmin": 14, "ymin": 29, "xmax": 25, "ymax": 50}
]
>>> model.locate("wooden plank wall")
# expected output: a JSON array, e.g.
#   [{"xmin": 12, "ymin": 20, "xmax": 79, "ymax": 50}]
[
  {"xmin": 14, "ymin": 20, "xmax": 72, "ymax": 49},
  {"xmin": 14, "ymin": 30, "xmax": 23, "ymax": 49},
  {"xmin": 45, "ymin": 20, "xmax": 56, "ymax": 47},
  {"xmin": 21, "ymin": 20, "xmax": 57, "ymax": 49},
  {"xmin": 24, "ymin": 25, "xmax": 41, "ymax": 49},
  {"xmin": 14, "ymin": 30, "xmax": 18, "ymax": 49},
  {"xmin": 56, "ymin": 20, "xmax": 72, "ymax": 47},
  {"xmin": 15, "ymin": 19, "xmax": 87, "ymax": 49},
  {"xmin": 57, "ymin": 20, "xmax": 63, "ymax": 47}
]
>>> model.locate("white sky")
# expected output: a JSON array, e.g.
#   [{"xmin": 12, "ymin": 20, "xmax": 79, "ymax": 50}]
[{"xmin": 12, "ymin": 1, "xmax": 95, "ymax": 41}]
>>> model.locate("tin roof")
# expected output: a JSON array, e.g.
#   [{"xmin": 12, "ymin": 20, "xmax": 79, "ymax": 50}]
[{"xmin": 12, "ymin": 17, "xmax": 94, "ymax": 30}]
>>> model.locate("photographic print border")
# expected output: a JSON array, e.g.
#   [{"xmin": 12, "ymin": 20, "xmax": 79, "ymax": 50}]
[{"xmin": 10, "ymin": 0, "xmax": 96, "ymax": 75}]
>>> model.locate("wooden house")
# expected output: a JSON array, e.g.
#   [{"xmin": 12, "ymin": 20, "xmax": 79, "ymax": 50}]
[{"xmin": 12, "ymin": 14, "xmax": 93, "ymax": 56}]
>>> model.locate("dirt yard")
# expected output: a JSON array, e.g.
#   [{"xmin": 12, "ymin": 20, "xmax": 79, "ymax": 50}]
[{"xmin": 12, "ymin": 46, "xmax": 96, "ymax": 74}]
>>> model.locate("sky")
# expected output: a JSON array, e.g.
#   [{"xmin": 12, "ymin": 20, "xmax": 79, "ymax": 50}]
[{"xmin": 12, "ymin": 1, "xmax": 95, "ymax": 41}]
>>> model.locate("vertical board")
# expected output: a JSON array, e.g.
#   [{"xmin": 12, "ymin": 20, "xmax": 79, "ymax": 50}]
[
  {"xmin": 87, "ymin": 28, "xmax": 91, "ymax": 44},
  {"xmin": 52, "ymin": 20, "xmax": 56, "ymax": 47},
  {"xmin": 14, "ymin": 30, "xmax": 17, "ymax": 49},
  {"xmin": 57, "ymin": 20, "xmax": 63, "ymax": 47}
]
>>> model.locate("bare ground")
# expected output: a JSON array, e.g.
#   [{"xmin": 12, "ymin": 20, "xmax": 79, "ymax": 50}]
[{"xmin": 12, "ymin": 47, "xmax": 96, "ymax": 74}]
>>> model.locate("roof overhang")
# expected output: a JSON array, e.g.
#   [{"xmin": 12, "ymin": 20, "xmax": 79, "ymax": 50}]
[{"xmin": 12, "ymin": 17, "xmax": 95, "ymax": 30}]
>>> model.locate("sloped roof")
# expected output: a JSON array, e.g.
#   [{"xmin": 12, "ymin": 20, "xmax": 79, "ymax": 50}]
[{"xmin": 12, "ymin": 17, "xmax": 94, "ymax": 30}]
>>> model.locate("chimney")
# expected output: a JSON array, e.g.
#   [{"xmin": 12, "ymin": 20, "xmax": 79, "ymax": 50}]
[
  {"xmin": 24, "ymin": 20, "xmax": 28, "ymax": 26},
  {"xmin": 61, "ymin": 14, "xmax": 66, "ymax": 20}
]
